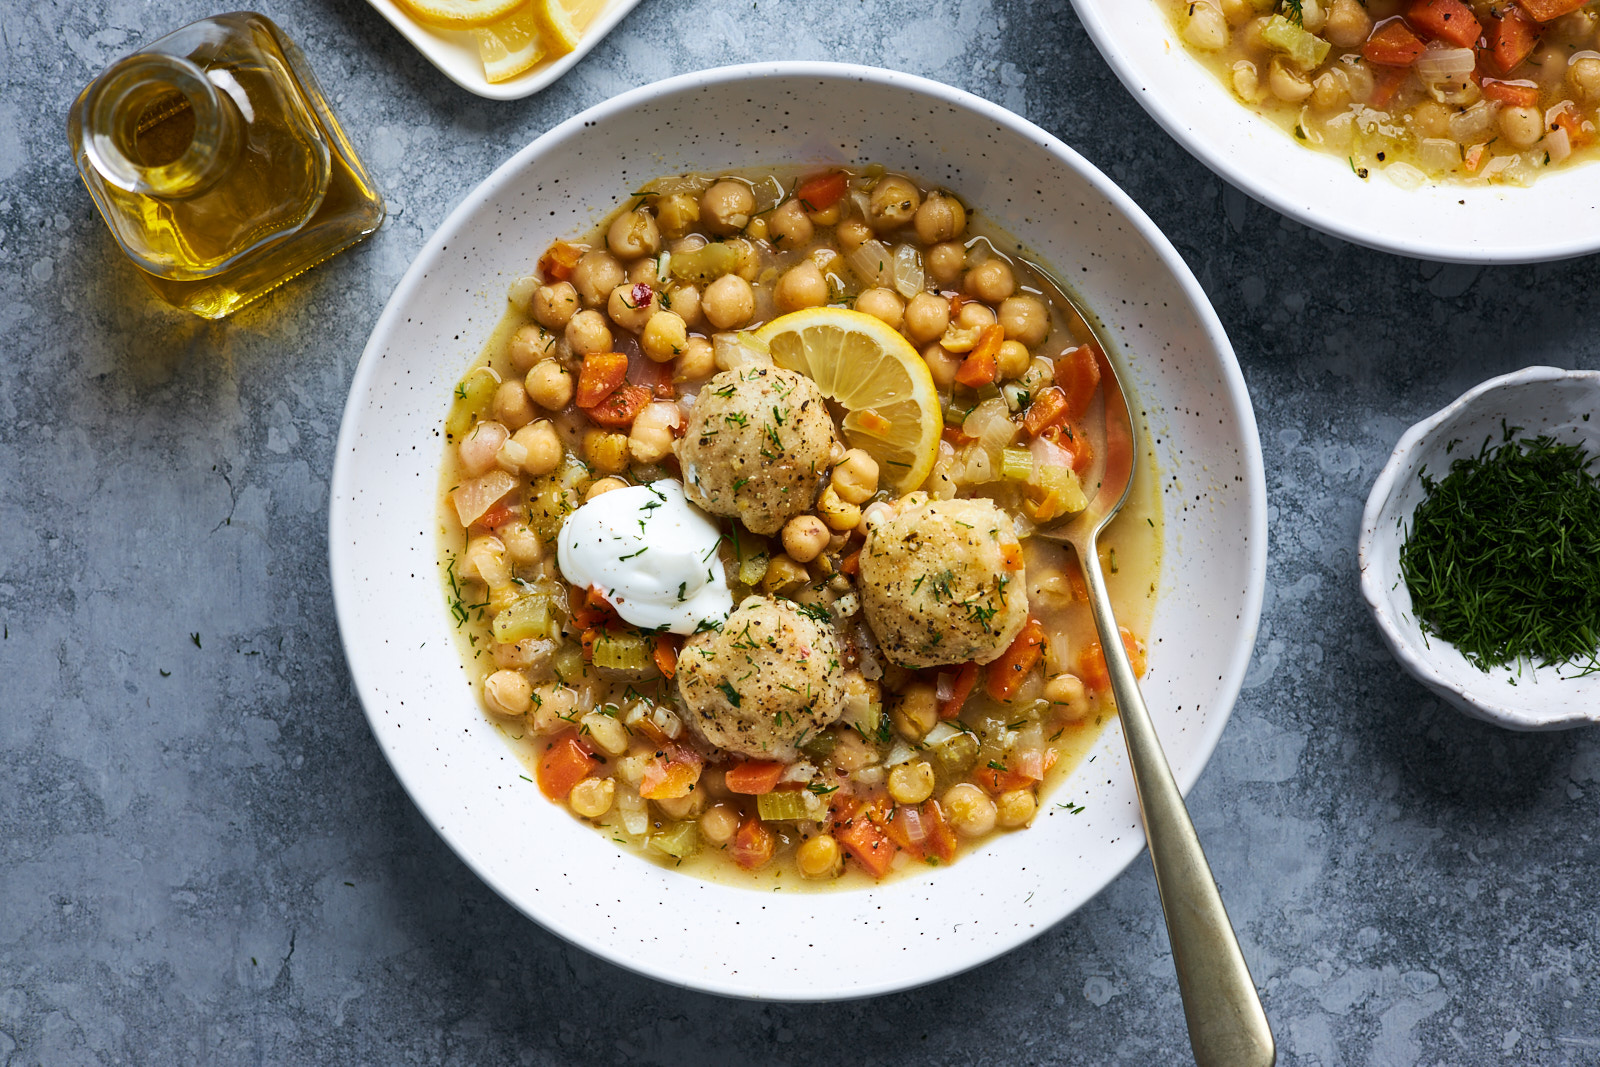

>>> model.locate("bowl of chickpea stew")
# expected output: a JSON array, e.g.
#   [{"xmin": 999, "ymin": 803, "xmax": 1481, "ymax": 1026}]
[
  {"xmin": 1073, "ymin": 0, "xmax": 1600, "ymax": 262},
  {"xmin": 330, "ymin": 63, "xmax": 1266, "ymax": 999}
]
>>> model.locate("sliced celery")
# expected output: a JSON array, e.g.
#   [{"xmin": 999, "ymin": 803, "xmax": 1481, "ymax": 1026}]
[
  {"xmin": 445, "ymin": 367, "xmax": 500, "ymax": 440},
  {"xmin": 1000, "ymin": 447, "xmax": 1034, "ymax": 481},
  {"xmin": 799, "ymin": 730, "xmax": 838, "ymax": 761},
  {"xmin": 592, "ymin": 630, "xmax": 655, "ymax": 672},
  {"xmin": 1262, "ymin": 15, "xmax": 1330, "ymax": 70},
  {"xmin": 757, "ymin": 790, "xmax": 811, "ymax": 822},
  {"xmin": 926, "ymin": 728, "xmax": 980, "ymax": 779},
  {"xmin": 552, "ymin": 643, "xmax": 586, "ymax": 684},
  {"xmin": 735, "ymin": 533, "xmax": 770, "ymax": 587},
  {"xmin": 669, "ymin": 242, "xmax": 741, "ymax": 286},
  {"xmin": 648, "ymin": 820, "xmax": 700, "ymax": 860},
  {"xmin": 492, "ymin": 590, "xmax": 556, "ymax": 643}
]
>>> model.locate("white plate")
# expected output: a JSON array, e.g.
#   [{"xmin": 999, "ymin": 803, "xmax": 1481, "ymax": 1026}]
[
  {"xmin": 1359, "ymin": 366, "xmax": 1600, "ymax": 730},
  {"xmin": 1071, "ymin": 1, "xmax": 1600, "ymax": 263},
  {"xmin": 329, "ymin": 62, "xmax": 1267, "ymax": 999},
  {"xmin": 364, "ymin": 0, "xmax": 642, "ymax": 100}
]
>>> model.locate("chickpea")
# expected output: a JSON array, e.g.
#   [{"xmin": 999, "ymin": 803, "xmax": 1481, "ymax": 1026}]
[
  {"xmin": 1500, "ymin": 105, "xmax": 1544, "ymax": 149},
  {"xmin": 580, "ymin": 711, "xmax": 630, "ymax": 756},
  {"xmin": 903, "ymin": 292, "xmax": 951, "ymax": 345},
  {"xmin": 700, "ymin": 803, "xmax": 741, "ymax": 845},
  {"xmin": 641, "ymin": 310, "xmax": 688, "ymax": 362},
  {"xmin": 921, "ymin": 342, "xmax": 961, "ymax": 389},
  {"xmin": 1269, "ymin": 58, "xmax": 1313, "ymax": 103},
  {"xmin": 761, "ymin": 555, "xmax": 809, "ymax": 594},
  {"xmin": 1298, "ymin": 0, "xmax": 1326, "ymax": 32},
  {"xmin": 927, "ymin": 241, "xmax": 966, "ymax": 286},
  {"xmin": 855, "ymin": 287, "xmax": 905, "ymax": 329},
  {"xmin": 483, "ymin": 670, "xmax": 532, "ymax": 717},
  {"xmin": 565, "ymin": 309, "xmax": 612, "ymax": 356},
  {"xmin": 529, "ymin": 684, "xmax": 578, "ymax": 734},
  {"xmin": 507, "ymin": 323, "xmax": 557, "ymax": 372},
  {"xmin": 994, "ymin": 295, "xmax": 1048, "ymax": 349},
  {"xmin": 1410, "ymin": 99, "xmax": 1452, "ymax": 141},
  {"xmin": 524, "ymin": 360, "xmax": 574, "ymax": 411},
  {"xmin": 627, "ymin": 257, "xmax": 662, "ymax": 288},
  {"xmin": 496, "ymin": 520, "xmax": 542, "ymax": 564},
  {"xmin": 511, "ymin": 420, "xmax": 562, "ymax": 477},
  {"xmin": 492, "ymin": 637, "xmax": 548, "ymax": 670},
  {"xmin": 493, "ymin": 378, "xmax": 535, "ymax": 431},
  {"xmin": 831, "ymin": 448, "xmax": 879, "ymax": 505},
  {"xmin": 585, "ymin": 475, "xmax": 628, "ymax": 501},
  {"xmin": 1568, "ymin": 56, "xmax": 1600, "ymax": 106},
  {"xmin": 655, "ymin": 191, "xmax": 700, "ymax": 238},
  {"xmin": 817, "ymin": 484, "xmax": 862, "ymax": 531},
  {"xmin": 782, "ymin": 514, "xmax": 831, "ymax": 563},
  {"xmin": 1182, "ymin": 0, "xmax": 1228, "ymax": 49},
  {"xmin": 744, "ymin": 216, "xmax": 769, "ymax": 242},
  {"xmin": 890, "ymin": 683, "xmax": 939, "ymax": 741},
  {"xmin": 942, "ymin": 783, "xmax": 997, "ymax": 837},
  {"xmin": 996, "ymin": 340, "xmax": 1031, "ymax": 381},
  {"xmin": 568, "ymin": 776, "xmax": 615, "ymax": 819},
  {"xmin": 768, "ymin": 199, "xmax": 814, "ymax": 248},
  {"xmin": 835, "ymin": 217, "xmax": 873, "ymax": 252},
  {"xmin": 607, "ymin": 282, "xmax": 658, "ymax": 333},
  {"xmin": 655, "ymin": 790, "xmax": 706, "ymax": 820},
  {"xmin": 1044, "ymin": 671, "xmax": 1092, "ymax": 722},
  {"xmin": 530, "ymin": 282, "xmax": 579, "ymax": 330},
  {"xmin": 1310, "ymin": 68, "xmax": 1351, "ymax": 112},
  {"xmin": 702, "ymin": 274, "xmax": 755, "ymax": 329},
  {"xmin": 868, "ymin": 175, "xmax": 921, "ymax": 231},
  {"xmin": 797, "ymin": 834, "xmax": 843, "ymax": 879},
  {"xmin": 674, "ymin": 336, "xmax": 717, "ymax": 382},
  {"xmin": 607, "ymin": 209, "xmax": 660, "ymax": 259},
  {"xmin": 507, "ymin": 273, "xmax": 540, "ymax": 312},
  {"xmin": 584, "ymin": 429, "xmax": 630, "ymax": 475},
  {"xmin": 571, "ymin": 250, "xmax": 624, "ymax": 307},
  {"xmin": 700, "ymin": 179, "xmax": 755, "ymax": 235},
  {"xmin": 665, "ymin": 284, "xmax": 701, "ymax": 328},
  {"xmin": 775, "ymin": 260, "xmax": 830, "ymax": 312},
  {"xmin": 459, "ymin": 420, "xmax": 508, "ymax": 476},
  {"xmin": 461, "ymin": 534, "xmax": 508, "ymax": 584},
  {"xmin": 1231, "ymin": 60, "xmax": 1269, "ymax": 105},
  {"xmin": 722, "ymin": 237, "xmax": 760, "ymax": 282},
  {"xmin": 1323, "ymin": 0, "xmax": 1372, "ymax": 48},
  {"xmin": 629, "ymin": 402, "xmax": 680, "ymax": 464},
  {"xmin": 996, "ymin": 788, "xmax": 1037, "ymax": 828},
  {"xmin": 913, "ymin": 191, "xmax": 966, "ymax": 245},
  {"xmin": 888, "ymin": 761, "xmax": 936, "ymax": 806},
  {"xmin": 956, "ymin": 301, "xmax": 997, "ymax": 330},
  {"xmin": 805, "ymin": 200, "xmax": 842, "ymax": 226},
  {"xmin": 965, "ymin": 258, "xmax": 1016, "ymax": 303}
]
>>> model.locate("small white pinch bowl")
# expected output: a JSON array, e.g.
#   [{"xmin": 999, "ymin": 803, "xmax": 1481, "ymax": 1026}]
[
  {"xmin": 1070, "ymin": 1, "xmax": 1600, "ymax": 263},
  {"xmin": 1360, "ymin": 367, "xmax": 1600, "ymax": 730},
  {"xmin": 330, "ymin": 63, "xmax": 1267, "ymax": 999}
]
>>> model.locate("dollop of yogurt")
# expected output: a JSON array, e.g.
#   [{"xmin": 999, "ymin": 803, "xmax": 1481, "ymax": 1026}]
[{"xmin": 557, "ymin": 480, "xmax": 733, "ymax": 635}]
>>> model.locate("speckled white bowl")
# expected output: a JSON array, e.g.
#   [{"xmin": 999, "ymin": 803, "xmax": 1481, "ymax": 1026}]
[
  {"xmin": 1360, "ymin": 367, "xmax": 1600, "ymax": 730},
  {"xmin": 329, "ymin": 63, "xmax": 1267, "ymax": 999},
  {"xmin": 1071, "ymin": 1, "xmax": 1600, "ymax": 263}
]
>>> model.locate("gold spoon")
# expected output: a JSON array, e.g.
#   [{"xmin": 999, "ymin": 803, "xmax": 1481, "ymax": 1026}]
[{"xmin": 1030, "ymin": 275, "xmax": 1275, "ymax": 1067}]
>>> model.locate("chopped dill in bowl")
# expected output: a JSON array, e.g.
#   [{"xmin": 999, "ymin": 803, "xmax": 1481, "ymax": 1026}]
[{"xmin": 1399, "ymin": 425, "xmax": 1600, "ymax": 677}]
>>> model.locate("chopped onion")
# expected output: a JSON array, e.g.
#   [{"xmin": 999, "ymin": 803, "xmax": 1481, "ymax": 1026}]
[
  {"xmin": 1383, "ymin": 162, "xmax": 1428, "ymax": 190},
  {"xmin": 891, "ymin": 244, "xmax": 924, "ymax": 298},
  {"xmin": 1416, "ymin": 137, "xmax": 1460, "ymax": 175},
  {"xmin": 1414, "ymin": 45, "xmax": 1475, "ymax": 83},
  {"xmin": 851, "ymin": 766, "xmax": 886, "ymax": 786},
  {"xmin": 1449, "ymin": 101, "xmax": 1498, "ymax": 146},
  {"xmin": 962, "ymin": 397, "xmax": 1016, "ymax": 455},
  {"xmin": 617, "ymin": 787, "xmax": 648, "ymax": 835},
  {"xmin": 925, "ymin": 721, "xmax": 959, "ymax": 746},
  {"xmin": 884, "ymin": 741, "xmax": 917, "ymax": 767},
  {"xmin": 935, "ymin": 673, "xmax": 955, "ymax": 702},
  {"xmin": 451, "ymin": 470, "xmax": 518, "ymax": 527},
  {"xmin": 712, "ymin": 331, "xmax": 772, "ymax": 371},
  {"xmin": 750, "ymin": 174, "xmax": 785, "ymax": 214},
  {"xmin": 897, "ymin": 804, "xmax": 930, "ymax": 845},
  {"xmin": 1029, "ymin": 434, "xmax": 1073, "ymax": 476},
  {"xmin": 780, "ymin": 760, "xmax": 817, "ymax": 783},
  {"xmin": 1045, "ymin": 629, "xmax": 1071, "ymax": 674},
  {"xmin": 1546, "ymin": 125, "xmax": 1573, "ymax": 164},
  {"xmin": 854, "ymin": 622, "xmax": 884, "ymax": 680},
  {"xmin": 848, "ymin": 188, "xmax": 871, "ymax": 221},
  {"xmin": 845, "ymin": 237, "xmax": 895, "ymax": 289}
]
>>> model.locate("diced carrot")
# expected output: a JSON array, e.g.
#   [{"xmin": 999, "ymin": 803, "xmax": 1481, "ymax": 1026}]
[
  {"xmin": 634, "ymin": 355, "xmax": 677, "ymax": 400},
  {"xmin": 476, "ymin": 500, "xmax": 520, "ymax": 530},
  {"xmin": 572, "ymin": 586, "xmax": 617, "ymax": 629},
  {"xmin": 942, "ymin": 424, "xmax": 975, "ymax": 447},
  {"xmin": 574, "ymin": 351, "xmax": 629, "ymax": 408},
  {"xmin": 1486, "ymin": 5, "xmax": 1539, "ymax": 73},
  {"xmin": 1067, "ymin": 568, "xmax": 1089, "ymax": 601},
  {"xmin": 1054, "ymin": 343, "xmax": 1101, "ymax": 421},
  {"xmin": 954, "ymin": 325, "xmax": 1006, "ymax": 387},
  {"xmin": 795, "ymin": 171, "xmax": 849, "ymax": 212},
  {"xmin": 537, "ymin": 730, "xmax": 597, "ymax": 800},
  {"xmin": 1368, "ymin": 64, "xmax": 1413, "ymax": 109},
  {"xmin": 979, "ymin": 748, "xmax": 1058, "ymax": 794},
  {"xmin": 1042, "ymin": 421, "xmax": 1095, "ymax": 476},
  {"xmin": 639, "ymin": 744, "xmax": 704, "ymax": 800},
  {"xmin": 538, "ymin": 240, "xmax": 582, "ymax": 282},
  {"xmin": 1553, "ymin": 107, "xmax": 1595, "ymax": 148},
  {"xmin": 1463, "ymin": 142, "xmax": 1491, "ymax": 174},
  {"xmin": 840, "ymin": 549, "xmax": 862, "ymax": 576},
  {"xmin": 730, "ymin": 816, "xmax": 776, "ymax": 870},
  {"xmin": 1406, "ymin": 0, "xmax": 1482, "ymax": 47},
  {"xmin": 985, "ymin": 618, "xmax": 1047, "ymax": 702},
  {"xmin": 1481, "ymin": 79, "xmax": 1541, "ymax": 107},
  {"xmin": 653, "ymin": 633, "xmax": 679, "ymax": 680},
  {"xmin": 939, "ymin": 661, "xmax": 980, "ymax": 719},
  {"xmin": 948, "ymin": 293, "xmax": 966, "ymax": 318},
  {"xmin": 1363, "ymin": 19, "xmax": 1427, "ymax": 66},
  {"xmin": 580, "ymin": 627, "xmax": 598, "ymax": 663},
  {"xmin": 1001, "ymin": 542, "xmax": 1024, "ymax": 571},
  {"xmin": 881, "ymin": 801, "xmax": 958, "ymax": 864},
  {"xmin": 919, "ymin": 801, "xmax": 958, "ymax": 864},
  {"xmin": 725, "ymin": 760, "xmax": 787, "ymax": 795},
  {"xmin": 837, "ymin": 806, "xmax": 896, "ymax": 878},
  {"xmin": 1076, "ymin": 626, "xmax": 1149, "ymax": 693},
  {"xmin": 581, "ymin": 382, "xmax": 652, "ymax": 430},
  {"xmin": 1519, "ymin": 0, "xmax": 1587, "ymax": 21},
  {"xmin": 1022, "ymin": 385, "xmax": 1069, "ymax": 437}
]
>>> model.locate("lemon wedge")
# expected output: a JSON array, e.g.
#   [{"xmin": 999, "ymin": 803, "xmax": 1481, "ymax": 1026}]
[
  {"xmin": 533, "ymin": 0, "xmax": 583, "ymax": 56},
  {"xmin": 394, "ymin": 0, "xmax": 523, "ymax": 29},
  {"xmin": 474, "ymin": 4, "xmax": 547, "ymax": 82},
  {"xmin": 753, "ymin": 308, "xmax": 943, "ymax": 494}
]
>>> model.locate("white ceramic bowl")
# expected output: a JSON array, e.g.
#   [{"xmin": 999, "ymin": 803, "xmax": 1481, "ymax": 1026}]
[
  {"xmin": 364, "ymin": 0, "xmax": 642, "ymax": 100},
  {"xmin": 1071, "ymin": 1, "xmax": 1600, "ymax": 263},
  {"xmin": 1360, "ymin": 367, "xmax": 1600, "ymax": 730},
  {"xmin": 329, "ymin": 63, "xmax": 1267, "ymax": 999}
]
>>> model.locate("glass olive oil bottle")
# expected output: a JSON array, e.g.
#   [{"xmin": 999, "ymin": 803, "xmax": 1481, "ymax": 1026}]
[{"xmin": 67, "ymin": 13, "xmax": 385, "ymax": 319}]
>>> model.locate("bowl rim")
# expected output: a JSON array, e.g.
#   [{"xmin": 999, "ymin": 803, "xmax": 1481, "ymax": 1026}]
[
  {"xmin": 1068, "ymin": 0, "xmax": 1600, "ymax": 265},
  {"xmin": 329, "ymin": 60, "xmax": 1269, "ymax": 998},
  {"xmin": 1358, "ymin": 365, "xmax": 1600, "ymax": 729}
]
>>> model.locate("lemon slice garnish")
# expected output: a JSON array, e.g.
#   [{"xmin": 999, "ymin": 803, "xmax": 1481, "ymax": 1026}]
[
  {"xmin": 394, "ymin": 0, "xmax": 523, "ymax": 29},
  {"xmin": 474, "ymin": 4, "xmax": 548, "ymax": 82},
  {"xmin": 753, "ymin": 308, "xmax": 943, "ymax": 494},
  {"xmin": 533, "ymin": 0, "xmax": 582, "ymax": 56}
]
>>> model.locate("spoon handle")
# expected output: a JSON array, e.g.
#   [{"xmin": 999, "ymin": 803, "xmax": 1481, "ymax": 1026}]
[{"xmin": 1077, "ymin": 536, "xmax": 1275, "ymax": 1067}]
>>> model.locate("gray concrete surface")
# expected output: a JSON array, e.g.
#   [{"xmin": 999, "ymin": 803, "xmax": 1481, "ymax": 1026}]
[{"xmin": 4, "ymin": 0, "xmax": 1599, "ymax": 1063}]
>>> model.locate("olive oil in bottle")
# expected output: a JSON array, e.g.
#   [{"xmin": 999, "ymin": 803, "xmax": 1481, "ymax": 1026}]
[{"xmin": 67, "ymin": 13, "xmax": 385, "ymax": 319}]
